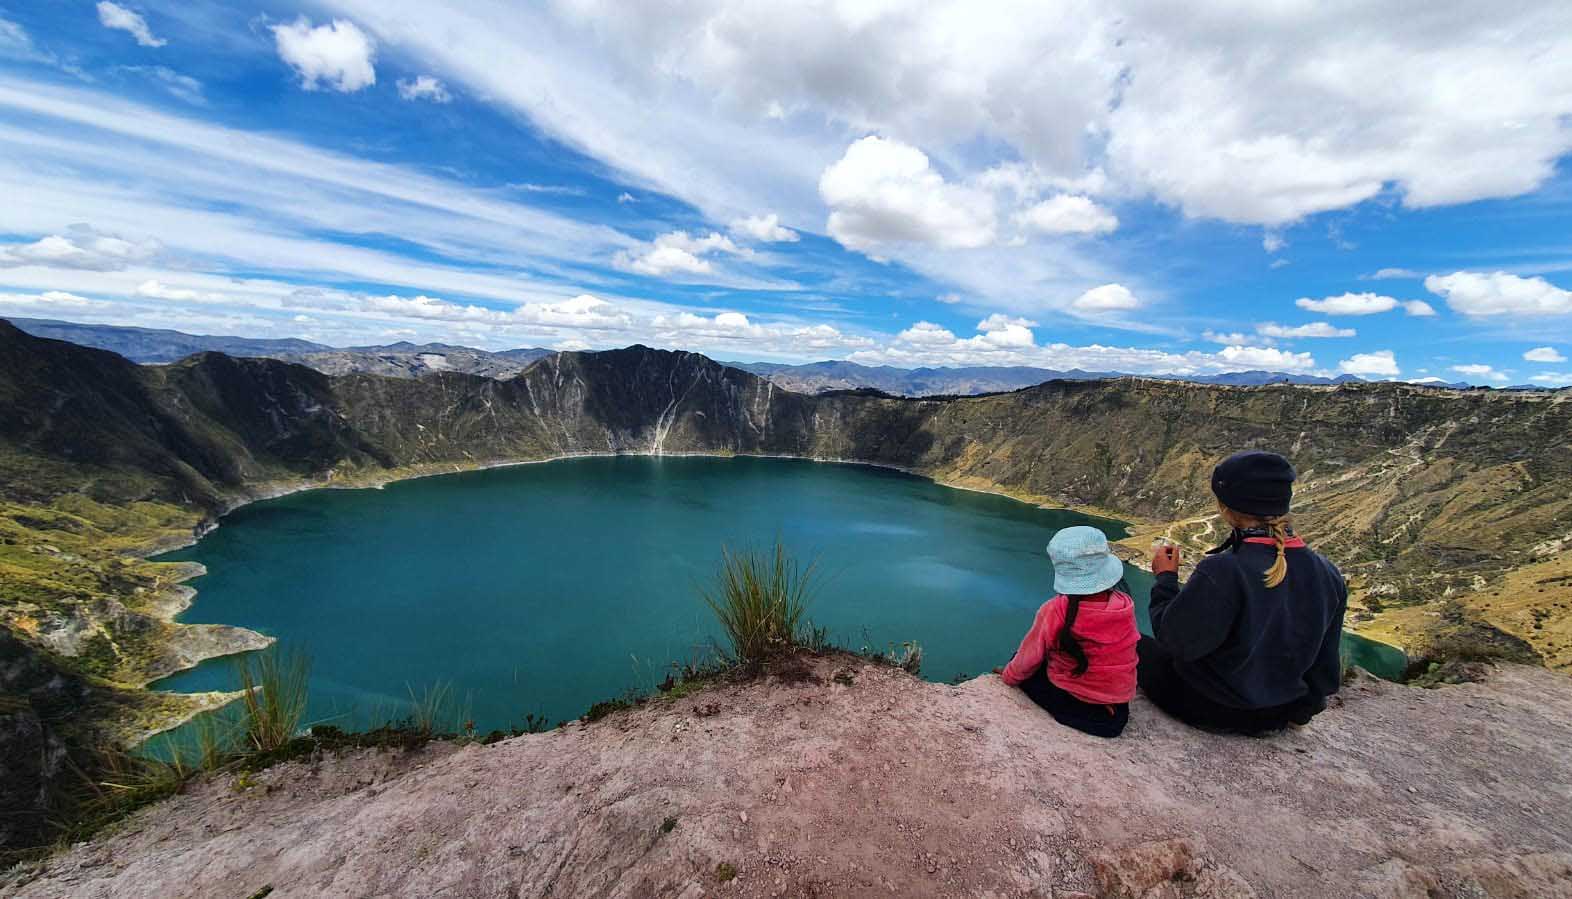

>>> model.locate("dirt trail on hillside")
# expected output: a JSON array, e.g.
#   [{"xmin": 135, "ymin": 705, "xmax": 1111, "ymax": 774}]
[{"xmin": 7, "ymin": 657, "xmax": 1572, "ymax": 898}]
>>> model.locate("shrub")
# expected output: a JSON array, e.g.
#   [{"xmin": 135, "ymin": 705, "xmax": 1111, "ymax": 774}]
[
  {"xmin": 701, "ymin": 541, "xmax": 817, "ymax": 670},
  {"xmin": 235, "ymin": 646, "xmax": 312, "ymax": 754}
]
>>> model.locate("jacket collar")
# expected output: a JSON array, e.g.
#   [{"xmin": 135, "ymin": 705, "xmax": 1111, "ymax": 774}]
[{"xmin": 1205, "ymin": 526, "xmax": 1302, "ymax": 555}]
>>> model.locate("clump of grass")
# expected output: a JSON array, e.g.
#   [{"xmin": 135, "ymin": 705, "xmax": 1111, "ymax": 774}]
[
  {"xmin": 701, "ymin": 541, "xmax": 817, "ymax": 670},
  {"xmin": 406, "ymin": 680, "xmax": 471, "ymax": 740},
  {"xmin": 236, "ymin": 646, "xmax": 312, "ymax": 753},
  {"xmin": 715, "ymin": 861, "xmax": 738, "ymax": 883}
]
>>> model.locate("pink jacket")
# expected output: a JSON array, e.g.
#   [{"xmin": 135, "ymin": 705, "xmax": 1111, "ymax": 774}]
[{"xmin": 1001, "ymin": 591, "xmax": 1139, "ymax": 704}]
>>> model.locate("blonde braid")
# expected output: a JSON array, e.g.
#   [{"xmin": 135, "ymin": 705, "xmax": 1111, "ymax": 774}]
[{"xmin": 1263, "ymin": 516, "xmax": 1289, "ymax": 588}]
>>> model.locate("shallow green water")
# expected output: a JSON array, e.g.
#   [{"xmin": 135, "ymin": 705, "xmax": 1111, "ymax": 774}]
[{"xmin": 153, "ymin": 455, "xmax": 1400, "ymax": 734}]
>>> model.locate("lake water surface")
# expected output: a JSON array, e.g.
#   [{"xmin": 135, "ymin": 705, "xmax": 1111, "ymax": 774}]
[{"xmin": 154, "ymin": 455, "xmax": 1399, "ymax": 733}]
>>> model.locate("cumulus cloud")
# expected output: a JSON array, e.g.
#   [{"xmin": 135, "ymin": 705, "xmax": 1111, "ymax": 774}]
[
  {"xmin": 1262, "ymin": 232, "xmax": 1286, "ymax": 253},
  {"xmin": 357, "ymin": 292, "xmax": 632, "ymax": 330},
  {"xmin": 1451, "ymin": 363, "xmax": 1510, "ymax": 384},
  {"xmin": 1257, "ymin": 322, "xmax": 1356, "ymax": 339},
  {"xmin": 617, "ymin": 230, "xmax": 748, "ymax": 277},
  {"xmin": 1529, "ymin": 372, "xmax": 1572, "ymax": 386},
  {"xmin": 729, "ymin": 213, "xmax": 798, "ymax": 243},
  {"xmin": 397, "ymin": 75, "xmax": 451, "ymax": 103},
  {"xmin": 328, "ymin": 1, "xmax": 1572, "ymax": 248},
  {"xmin": 97, "ymin": 2, "xmax": 165, "ymax": 48},
  {"xmin": 1070, "ymin": 283, "xmax": 1141, "ymax": 313},
  {"xmin": 1295, "ymin": 292, "xmax": 1433, "ymax": 317},
  {"xmin": 1215, "ymin": 345, "xmax": 1317, "ymax": 371},
  {"xmin": 272, "ymin": 18, "xmax": 376, "ymax": 93},
  {"xmin": 1424, "ymin": 271, "xmax": 1572, "ymax": 317},
  {"xmin": 850, "ymin": 315, "xmax": 1319, "ymax": 374},
  {"xmin": 0, "ymin": 225, "xmax": 158, "ymax": 271},
  {"xmin": 1203, "ymin": 330, "xmax": 1273, "ymax": 347},
  {"xmin": 819, "ymin": 136, "xmax": 995, "ymax": 254},
  {"xmin": 1014, "ymin": 195, "xmax": 1118, "ymax": 235},
  {"xmin": 1338, "ymin": 350, "xmax": 1400, "ymax": 377},
  {"xmin": 651, "ymin": 310, "xmax": 873, "ymax": 351},
  {"xmin": 1524, "ymin": 346, "xmax": 1567, "ymax": 363}
]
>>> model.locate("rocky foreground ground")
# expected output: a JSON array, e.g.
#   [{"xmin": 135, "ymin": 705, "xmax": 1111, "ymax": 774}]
[{"xmin": 6, "ymin": 655, "xmax": 1572, "ymax": 898}]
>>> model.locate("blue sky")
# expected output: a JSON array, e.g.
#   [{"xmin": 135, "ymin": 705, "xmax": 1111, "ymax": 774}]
[{"xmin": 1, "ymin": 2, "xmax": 1571, "ymax": 384}]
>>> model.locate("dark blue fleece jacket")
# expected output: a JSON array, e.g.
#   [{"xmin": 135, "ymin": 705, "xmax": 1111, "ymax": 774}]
[{"xmin": 1149, "ymin": 538, "xmax": 1347, "ymax": 711}]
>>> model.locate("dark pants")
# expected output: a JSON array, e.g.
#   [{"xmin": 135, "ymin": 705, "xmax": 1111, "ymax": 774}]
[
  {"xmin": 1016, "ymin": 664, "xmax": 1129, "ymax": 739},
  {"xmin": 1136, "ymin": 637, "xmax": 1319, "ymax": 735}
]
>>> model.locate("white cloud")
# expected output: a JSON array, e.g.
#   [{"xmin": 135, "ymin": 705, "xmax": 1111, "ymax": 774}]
[
  {"xmin": 851, "ymin": 322, "xmax": 1320, "ymax": 374},
  {"xmin": 1529, "ymin": 371, "xmax": 1572, "ymax": 386},
  {"xmin": 897, "ymin": 321, "xmax": 958, "ymax": 346},
  {"xmin": 396, "ymin": 75, "xmax": 451, "ymax": 103},
  {"xmin": 1262, "ymin": 232, "xmax": 1285, "ymax": 253},
  {"xmin": 1524, "ymin": 346, "xmax": 1567, "ymax": 363},
  {"xmin": 136, "ymin": 279, "xmax": 218, "ymax": 302},
  {"xmin": 0, "ymin": 289, "xmax": 109, "ymax": 313},
  {"xmin": 651, "ymin": 309, "xmax": 873, "ymax": 351},
  {"xmin": 935, "ymin": 292, "xmax": 962, "ymax": 305},
  {"xmin": 729, "ymin": 213, "xmax": 798, "ymax": 243},
  {"xmin": 322, "ymin": 0, "xmax": 1572, "ymax": 278},
  {"xmin": 1203, "ymin": 330, "xmax": 1273, "ymax": 347},
  {"xmin": 616, "ymin": 192, "xmax": 636, "ymax": 204},
  {"xmin": 1070, "ymin": 283, "xmax": 1141, "ymax": 313},
  {"xmin": 272, "ymin": 18, "xmax": 376, "ymax": 93},
  {"xmin": 970, "ymin": 313, "xmax": 1036, "ymax": 348},
  {"xmin": 1368, "ymin": 267, "xmax": 1420, "ymax": 280},
  {"xmin": 1257, "ymin": 322, "xmax": 1356, "ymax": 339},
  {"xmin": 616, "ymin": 230, "xmax": 749, "ymax": 277},
  {"xmin": 123, "ymin": 66, "xmax": 205, "ymax": 105},
  {"xmin": 1338, "ymin": 350, "xmax": 1400, "ymax": 377},
  {"xmin": 1014, "ymin": 195, "xmax": 1117, "ymax": 235},
  {"xmin": 0, "ymin": 225, "xmax": 158, "ymax": 271},
  {"xmin": 819, "ymin": 136, "xmax": 996, "ymax": 253},
  {"xmin": 0, "ymin": 18, "xmax": 33, "ymax": 59},
  {"xmin": 624, "ymin": 245, "xmax": 710, "ymax": 276},
  {"xmin": 1295, "ymin": 292, "xmax": 1432, "ymax": 317},
  {"xmin": 1451, "ymin": 363, "xmax": 1510, "ymax": 384},
  {"xmin": 1215, "ymin": 345, "xmax": 1317, "ymax": 371},
  {"xmin": 97, "ymin": 2, "xmax": 165, "ymax": 48},
  {"xmin": 1424, "ymin": 271, "xmax": 1572, "ymax": 317}
]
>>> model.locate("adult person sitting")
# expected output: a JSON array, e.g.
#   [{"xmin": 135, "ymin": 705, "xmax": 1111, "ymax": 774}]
[{"xmin": 1138, "ymin": 450, "xmax": 1347, "ymax": 734}]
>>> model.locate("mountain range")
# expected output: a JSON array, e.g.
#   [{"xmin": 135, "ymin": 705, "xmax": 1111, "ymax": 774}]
[{"xmin": 9, "ymin": 317, "xmax": 1481, "ymax": 394}]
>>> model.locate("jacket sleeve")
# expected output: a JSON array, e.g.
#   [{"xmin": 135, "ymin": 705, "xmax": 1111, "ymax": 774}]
[
  {"xmin": 1001, "ymin": 601, "xmax": 1059, "ymax": 685},
  {"xmin": 1303, "ymin": 570, "xmax": 1349, "ymax": 701},
  {"xmin": 1147, "ymin": 560, "xmax": 1239, "ymax": 663}
]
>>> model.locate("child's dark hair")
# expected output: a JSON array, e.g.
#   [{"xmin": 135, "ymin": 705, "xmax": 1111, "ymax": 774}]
[{"xmin": 1058, "ymin": 595, "xmax": 1091, "ymax": 676}]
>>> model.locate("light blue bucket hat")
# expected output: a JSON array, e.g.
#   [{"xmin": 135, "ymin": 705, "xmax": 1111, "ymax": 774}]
[{"xmin": 1047, "ymin": 526, "xmax": 1125, "ymax": 595}]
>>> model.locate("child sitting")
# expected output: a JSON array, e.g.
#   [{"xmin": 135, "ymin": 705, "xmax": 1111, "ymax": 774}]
[{"xmin": 999, "ymin": 526, "xmax": 1139, "ymax": 738}]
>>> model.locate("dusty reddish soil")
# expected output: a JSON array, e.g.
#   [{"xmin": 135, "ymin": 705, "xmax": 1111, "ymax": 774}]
[{"xmin": 7, "ymin": 654, "xmax": 1572, "ymax": 898}]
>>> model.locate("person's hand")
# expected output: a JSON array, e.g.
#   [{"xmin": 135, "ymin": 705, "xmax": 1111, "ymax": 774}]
[{"xmin": 1152, "ymin": 542, "xmax": 1180, "ymax": 576}]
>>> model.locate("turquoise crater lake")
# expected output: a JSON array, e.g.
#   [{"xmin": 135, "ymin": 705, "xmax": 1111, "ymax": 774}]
[
  {"xmin": 154, "ymin": 455, "xmax": 1403, "ymax": 734},
  {"xmin": 153, "ymin": 456, "xmax": 1152, "ymax": 730}
]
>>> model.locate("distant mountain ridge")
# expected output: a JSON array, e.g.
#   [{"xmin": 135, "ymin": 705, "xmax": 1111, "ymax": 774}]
[
  {"xmin": 727, "ymin": 359, "xmax": 1393, "ymax": 395},
  {"xmin": 9, "ymin": 317, "xmax": 1480, "ymax": 394},
  {"xmin": 7, "ymin": 317, "xmax": 553, "ymax": 380}
]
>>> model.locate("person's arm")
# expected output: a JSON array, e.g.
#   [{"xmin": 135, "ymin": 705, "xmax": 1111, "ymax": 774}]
[
  {"xmin": 1000, "ymin": 602, "xmax": 1059, "ymax": 685},
  {"xmin": 1148, "ymin": 560, "xmax": 1240, "ymax": 663},
  {"xmin": 1304, "ymin": 569, "xmax": 1350, "ymax": 701}
]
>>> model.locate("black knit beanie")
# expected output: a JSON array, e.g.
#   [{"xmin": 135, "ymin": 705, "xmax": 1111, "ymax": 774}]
[{"xmin": 1211, "ymin": 451, "xmax": 1295, "ymax": 517}]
